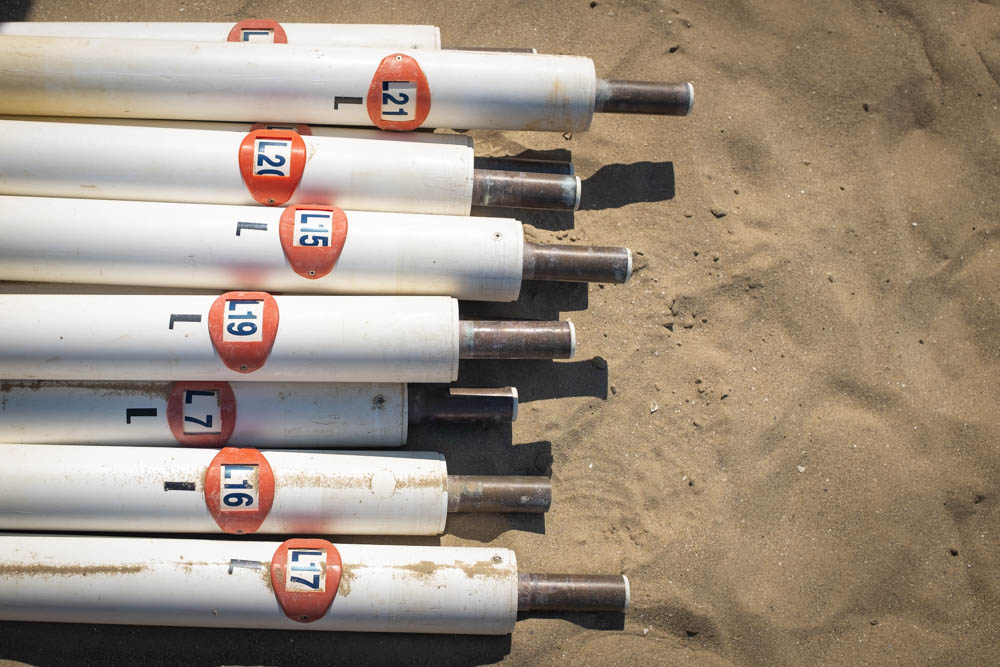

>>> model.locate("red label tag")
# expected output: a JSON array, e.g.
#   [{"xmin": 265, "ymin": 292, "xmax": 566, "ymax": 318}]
[
  {"xmin": 250, "ymin": 122, "xmax": 312, "ymax": 136},
  {"xmin": 366, "ymin": 53, "xmax": 431, "ymax": 131},
  {"xmin": 279, "ymin": 205, "xmax": 349, "ymax": 279},
  {"xmin": 271, "ymin": 539, "xmax": 343, "ymax": 623},
  {"xmin": 166, "ymin": 382, "xmax": 237, "ymax": 447},
  {"xmin": 203, "ymin": 447, "xmax": 275, "ymax": 534},
  {"xmin": 208, "ymin": 291, "xmax": 279, "ymax": 374},
  {"xmin": 238, "ymin": 129, "xmax": 307, "ymax": 206},
  {"xmin": 227, "ymin": 19, "xmax": 288, "ymax": 44}
]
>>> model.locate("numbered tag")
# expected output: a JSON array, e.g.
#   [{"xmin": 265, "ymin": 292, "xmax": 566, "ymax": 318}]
[
  {"xmin": 380, "ymin": 81, "xmax": 418, "ymax": 119},
  {"xmin": 286, "ymin": 548, "xmax": 327, "ymax": 592},
  {"xmin": 238, "ymin": 130, "xmax": 306, "ymax": 206},
  {"xmin": 270, "ymin": 539, "xmax": 343, "ymax": 623},
  {"xmin": 241, "ymin": 29, "xmax": 274, "ymax": 42},
  {"xmin": 366, "ymin": 53, "xmax": 431, "ymax": 131},
  {"xmin": 166, "ymin": 382, "xmax": 237, "ymax": 446},
  {"xmin": 227, "ymin": 19, "xmax": 288, "ymax": 44},
  {"xmin": 253, "ymin": 139, "xmax": 292, "ymax": 177},
  {"xmin": 220, "ymin": 464, "xmax": 259, "ymax": 510},
  {"xmin": 183, "ymin": 389, "xmax": 222, "ymax": 434},
  {"xmin": 222, "ymin": 299, "xmax": 265, "ymax": 343},
  {"xmin": 208, "ymin": 291, "xmax": 279, "ymax": 373},
  {"xmin": 203, "ymin": 447, "xmax": 275, "ymax": 534},
  {"xmin": 278, "ymin": 205, "xmax": 349, "ymax": 279}
]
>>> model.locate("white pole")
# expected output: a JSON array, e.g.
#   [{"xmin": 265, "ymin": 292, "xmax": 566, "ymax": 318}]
[
  {"xmin": 0, "ymin": 119, "xmax": 474, "ymax": 215},
  {"xmin": 0, "ymin": 36, "xmax": 598, "ymax": 131},
  {"xmin": 0, "ymin": 21, "xmax": 442, "ymax": 49},
  {"xmin": 0, "ymin": 534, "xmax": 520, "ymax": 634},
  {"xmin": 0, "ymin": 115, "xmax": 475, "ymax": 147},
  {"xmin": 0, "ymin": 380, "xmax": 411, "ymax": 447},
  {"xmin": 0, "ymin": 445, "xmax": 451, "ymax": 535},
  {"xmin": 0, "ymin": 293, "xmax": 461, "ymax": 383},
  {"xmin": 0, "ymin": 196, "xmax": 524, "ymax": 302}
]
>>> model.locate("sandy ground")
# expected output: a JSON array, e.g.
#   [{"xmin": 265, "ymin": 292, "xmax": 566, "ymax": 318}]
[{"xmin": 1, "ymin": 0, "xmax": 999, "ymax": 665}]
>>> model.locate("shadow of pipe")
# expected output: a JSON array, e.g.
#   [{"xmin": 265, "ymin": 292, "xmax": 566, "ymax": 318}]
[
  {"xmin": 579, "ymin": 161, "xmax": 675, "ymax": 210},
  {"xmin": 459, "ymin": 281, "xmax": 589, "ymax": 320},
  {"xmin": 516, "ymin": 611, "xmax": 626, "ymax": 631},
  {"xmin": 454, "ymin": 360, "xmax": 608, "ymax": 402},
  {"xmin": 446, "ymin": 512, "xmax": 546, "ymax": 541},
  {"xmin": 0, "ymin": 620, "xmax": 513, "ymax": 666}
]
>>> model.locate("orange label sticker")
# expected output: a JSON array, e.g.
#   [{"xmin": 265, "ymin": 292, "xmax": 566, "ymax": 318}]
[
  {"xmin": 203, "ymin": 447, "xmax": 275, "ymax": 534},
  {"xmin": 238, "ymin": 129, "xmax": 307, "ymax": 206},
  {"xmin": 166, "ymin": 382, "xmax": 237, "ymax": 447},
  {"xmin": 366, "ymin": 53, "xmax": 431, "ymax": 131},
  {"xmin": 279, "ymin": 205, "xmax": 349, "ymax": 279},
  {"xmin": 270, "ymin": 539, "xmax": 343, "ymax": 623},
  {"xmin": 207, "ymin": 291, "xmax": 279, "ymax": 374},
  {"xmin": 227, "ymin": 19, "xmax": 288, "ymax": 44}
]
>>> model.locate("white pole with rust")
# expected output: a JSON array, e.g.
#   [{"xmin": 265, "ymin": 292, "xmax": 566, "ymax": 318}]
[
  {"xmin": 0, "ymin": 535, "xmax": 629, "ymax": 634},
  {"xmin": 0, "ymin": 444, "xmax": 551, "ymax": 535},
  {"xmin": 0, "ymin": 381, "xmax": 518, "ymax": 447}
]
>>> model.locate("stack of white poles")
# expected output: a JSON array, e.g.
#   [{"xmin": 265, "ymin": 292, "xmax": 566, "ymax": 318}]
[{"xmin": 0, "ymin": 18, "xmax": 691, "ymax": 636}]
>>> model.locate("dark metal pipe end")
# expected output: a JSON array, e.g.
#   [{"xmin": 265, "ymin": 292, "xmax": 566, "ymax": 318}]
[
  {"xmin": 522, "ymin": 243, "xmax": 632, "ymax": 284},
  {"xmin": 459, "ymin": 320, "xmax": 575, "ymax": 360},
  {"xmin": 594, "ymin": 79, "xmax": 694, "ymax": 116},
  {"xmin": 472, "ymin": 169, "xmax": 581, "ymax": 211},
  {"xmin": 474, "ymin": 157, "xmax": 574, "ymax": 176},
  {"xmin": 407, "ymin": 386, "xmax": 519, "ymax": 423},
  {"xmin": 447, "ymin": 475, "xmax": 550, "ymax": 513},
  {"xmin": 517, "ymin": 573, "xmax": 630, "ymax": 612}
]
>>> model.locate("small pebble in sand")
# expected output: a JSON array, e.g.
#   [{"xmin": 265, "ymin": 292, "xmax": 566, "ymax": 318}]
[
  {"xmin": 711, "ymin": 209, "xmax": 727, "ymax": 219},
  {"xmin": 650, "ymin": 401, "xmax": 659, "ymax": 414},
  {"xmin": 797, "ymin": 465, "xmax": 806, "ymax": 473},
  {"xmin": 683, "ymin": 211, "xmax": 694, "ymax": 218}
]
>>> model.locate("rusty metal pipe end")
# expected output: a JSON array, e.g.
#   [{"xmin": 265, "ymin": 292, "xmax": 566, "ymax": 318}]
[
  {"xmin": 522, "ymin": 243, "xmax": 633, "ymax": 284},
  {"xmin": 517, "ymin": 573, "xmax": 630, "ymax": 612},
  {"xmin": 594, "ymin": 79, "xmax": 694, "ymax": 116},
  {"xmin": 472, "ymin": 169, "xmax": 581, "ymax": 211},
  {"xmin": 459, "ymin": 320, "xmax": 575, "ymax": 360},
  {"xmin": 447, "ymin": 475, "xmax": 551, "ymax": 513},
  {"xmin": 407, "ymin": 386, "xmax": 519, "ymax": 423}
]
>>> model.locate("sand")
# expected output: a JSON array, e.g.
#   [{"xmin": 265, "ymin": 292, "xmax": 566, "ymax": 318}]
[{"xmin": 1, "ymin": 0, "xmax": 999, "ymax": 665}]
